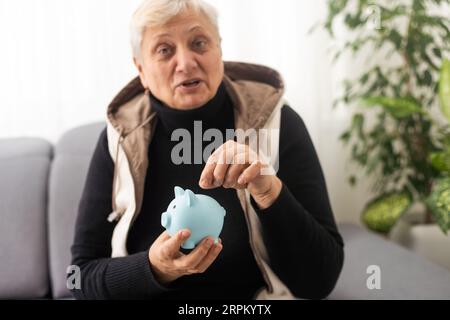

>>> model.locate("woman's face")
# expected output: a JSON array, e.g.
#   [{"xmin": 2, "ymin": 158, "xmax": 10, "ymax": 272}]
[{"xmin": 135, "ymin": 9, "xmax": 224, "ymax": 110}]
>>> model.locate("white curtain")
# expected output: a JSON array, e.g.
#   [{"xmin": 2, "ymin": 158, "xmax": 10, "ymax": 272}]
[{"xmin": 0, "ymin": 0, "xmax": 373, "ymax": 224}]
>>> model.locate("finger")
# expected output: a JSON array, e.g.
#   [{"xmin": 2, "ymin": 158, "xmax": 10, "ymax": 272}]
[
  {"xmin": 223, "ymin": 154, "xmax": 249, "ymax": 188},
  {"xmin": 212, "ymin": 141, "xmax": 238, "ymax": 186},
  {"xmin": 199, "ymin": 153, "xmax": 218, "ymax": 189},
  {"xmin": 195, "ymin": 242, "xmax": 223, "ymax": 273},
  {"xmin": 200, "ymin": 141, "xmax": 244, "ymax": 189},
  {"xmin": 152, "ymin": 231, "xmax": 171, "ymax": 248},
  {"xmin": 159, "ymin": 231, "xmax": 171, "ymax": 242},
  {"xmin": 237, "ymin": 160, "xmax": 263, "ymax": 185},
  {"xmin": 162, "ymin": 229, "xmax": 191, "ymax": 257},
  {"xmin": 177, "ymin": 237, "xmax": 215, "ymax": 270},
  {"xmin": 212, "ymin": 149, "xmax": 231, "ymax": 187}
]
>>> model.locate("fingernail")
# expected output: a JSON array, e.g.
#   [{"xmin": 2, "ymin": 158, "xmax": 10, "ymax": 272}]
[
  {"xmin": 238, "ymin": 175, "xmax": 245, "ymax": 185},
  {"xmin": 180, "ymin": 230, "xmax": 189, "ymax": 238},
  {"xmin": 214, "ymin": 179, "xmax": 222, "ymax": 187},
  {"xmin": 205, "ymin": 238, "xmax": 213, "ymax": 247}
]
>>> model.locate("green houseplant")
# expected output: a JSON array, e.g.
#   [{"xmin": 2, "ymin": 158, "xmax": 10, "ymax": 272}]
[{"xmin": 318, "ymin": 0, "xmax": 450, "ymax": 234}]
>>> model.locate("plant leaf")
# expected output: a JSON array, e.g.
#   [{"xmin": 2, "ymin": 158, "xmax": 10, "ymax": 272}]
[
  {"xmin": 360, "ymin": 96, "xmax": 424, "ymax": 118},
  {"xmin": 429, "ymin": 150, "xmax": 450, "ymax": 173},
  {"xmin": 439, "ymin": 58, "xmax": 450, "ymax": 122},
  {"xmin": 426, "ymin": 178, "xmax": 450, "ymax": 235}
]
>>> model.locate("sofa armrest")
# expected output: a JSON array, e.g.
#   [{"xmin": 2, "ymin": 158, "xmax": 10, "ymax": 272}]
[{"xmin": 0, "ymin": 138, "xmax": 52, "ymax": 299}]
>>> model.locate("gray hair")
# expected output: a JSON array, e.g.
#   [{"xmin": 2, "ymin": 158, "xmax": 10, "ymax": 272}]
[{"xmin": 130, "ymin": 0, "xmax": 220, "ymax": 61}]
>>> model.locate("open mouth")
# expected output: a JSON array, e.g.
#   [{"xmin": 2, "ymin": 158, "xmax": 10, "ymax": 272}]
[{"xmin": 180, "ymin": 79, "xmax": 201, "ymax": 88}]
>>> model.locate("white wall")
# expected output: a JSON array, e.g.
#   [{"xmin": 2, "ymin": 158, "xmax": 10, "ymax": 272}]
[
  {"xmin": 0, "ymin": 0, "xmax": 142, "ymax": 141},
  {"xmin": 0, "ymin": 0, "xmax": 375, "ymax": 224}
]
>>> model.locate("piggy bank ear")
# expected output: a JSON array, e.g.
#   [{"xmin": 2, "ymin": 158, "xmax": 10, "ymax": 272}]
[
  {"xmin": 184, "ymin": 189, "xmax": 196, "ymax": 207},
  {"xmin": 174, "ymin": 186, "xmax": 184, "ymax": 198}
]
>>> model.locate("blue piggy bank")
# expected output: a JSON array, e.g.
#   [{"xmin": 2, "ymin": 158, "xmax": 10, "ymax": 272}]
[{"xmin": 161, "ymin": 186, "xmax": 226, "ymax": 249}]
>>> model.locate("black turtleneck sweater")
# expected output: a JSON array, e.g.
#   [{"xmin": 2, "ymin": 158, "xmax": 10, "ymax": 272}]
[{"xmin": 71, "ymin": 82, "xmax": 344, "ymax": 300}]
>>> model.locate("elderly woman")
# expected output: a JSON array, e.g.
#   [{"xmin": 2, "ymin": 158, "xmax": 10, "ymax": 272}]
[{"xmin": 71, "ymin": 0, "xmax": 344, "ymax": 300}]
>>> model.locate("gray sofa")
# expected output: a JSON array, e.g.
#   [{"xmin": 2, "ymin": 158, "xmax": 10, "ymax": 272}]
[{"xmin": 1, "ymin": 123, "xmax": 450, "ymax": 300}]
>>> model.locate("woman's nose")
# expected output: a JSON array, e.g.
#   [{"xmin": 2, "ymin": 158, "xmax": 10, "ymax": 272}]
[{"xmin": 175, "ymin": 48, "xmax": 198, "ymax": 74}]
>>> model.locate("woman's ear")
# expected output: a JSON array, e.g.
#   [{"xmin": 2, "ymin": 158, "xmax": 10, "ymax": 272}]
[{"xmin": 133, "ymin": 57, "xmax": 148, "ymax": 89}]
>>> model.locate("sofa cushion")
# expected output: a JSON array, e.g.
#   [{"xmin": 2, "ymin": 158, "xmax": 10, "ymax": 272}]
[
  {"xmin": 330, "ymin": 223, "xmax": 450, "ymax": 299},
  {"xmin": 48, "ymin": 123, "xmax": 105, "ymax": 299},
  {"xmin": 0, "ymin": 138, "xmax": 52, "ymax": 298}
]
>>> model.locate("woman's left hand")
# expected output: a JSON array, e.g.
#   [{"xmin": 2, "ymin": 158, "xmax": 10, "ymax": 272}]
[{"xmin": 199, "ymin": 140, "xmax": 282, "ymax": 210}]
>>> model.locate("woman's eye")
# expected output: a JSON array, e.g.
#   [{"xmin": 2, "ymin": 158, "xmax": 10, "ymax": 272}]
[
  {"xmin": 157, "ymin": 46, "xmax": 172, "ymax": 56},
  {"xmin": 193, "ymin": 40, "xmax": 207, "ymax": 50}
]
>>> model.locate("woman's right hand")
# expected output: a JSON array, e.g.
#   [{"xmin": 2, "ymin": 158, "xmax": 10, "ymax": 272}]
[{"xmin": 148, "ymin": 229, "xmax": 223, "ymax": 285}]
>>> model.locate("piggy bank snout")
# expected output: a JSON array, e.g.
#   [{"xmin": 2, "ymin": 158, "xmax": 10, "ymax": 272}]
[{"xmin": 161, "ymin": 212, "xmax": 171, "ymax": 229}]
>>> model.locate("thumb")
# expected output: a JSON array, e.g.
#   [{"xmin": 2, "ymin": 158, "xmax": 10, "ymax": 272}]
[{"xmin": 164, "ymin": 229, "xmax": 191, "ymax": 254}]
